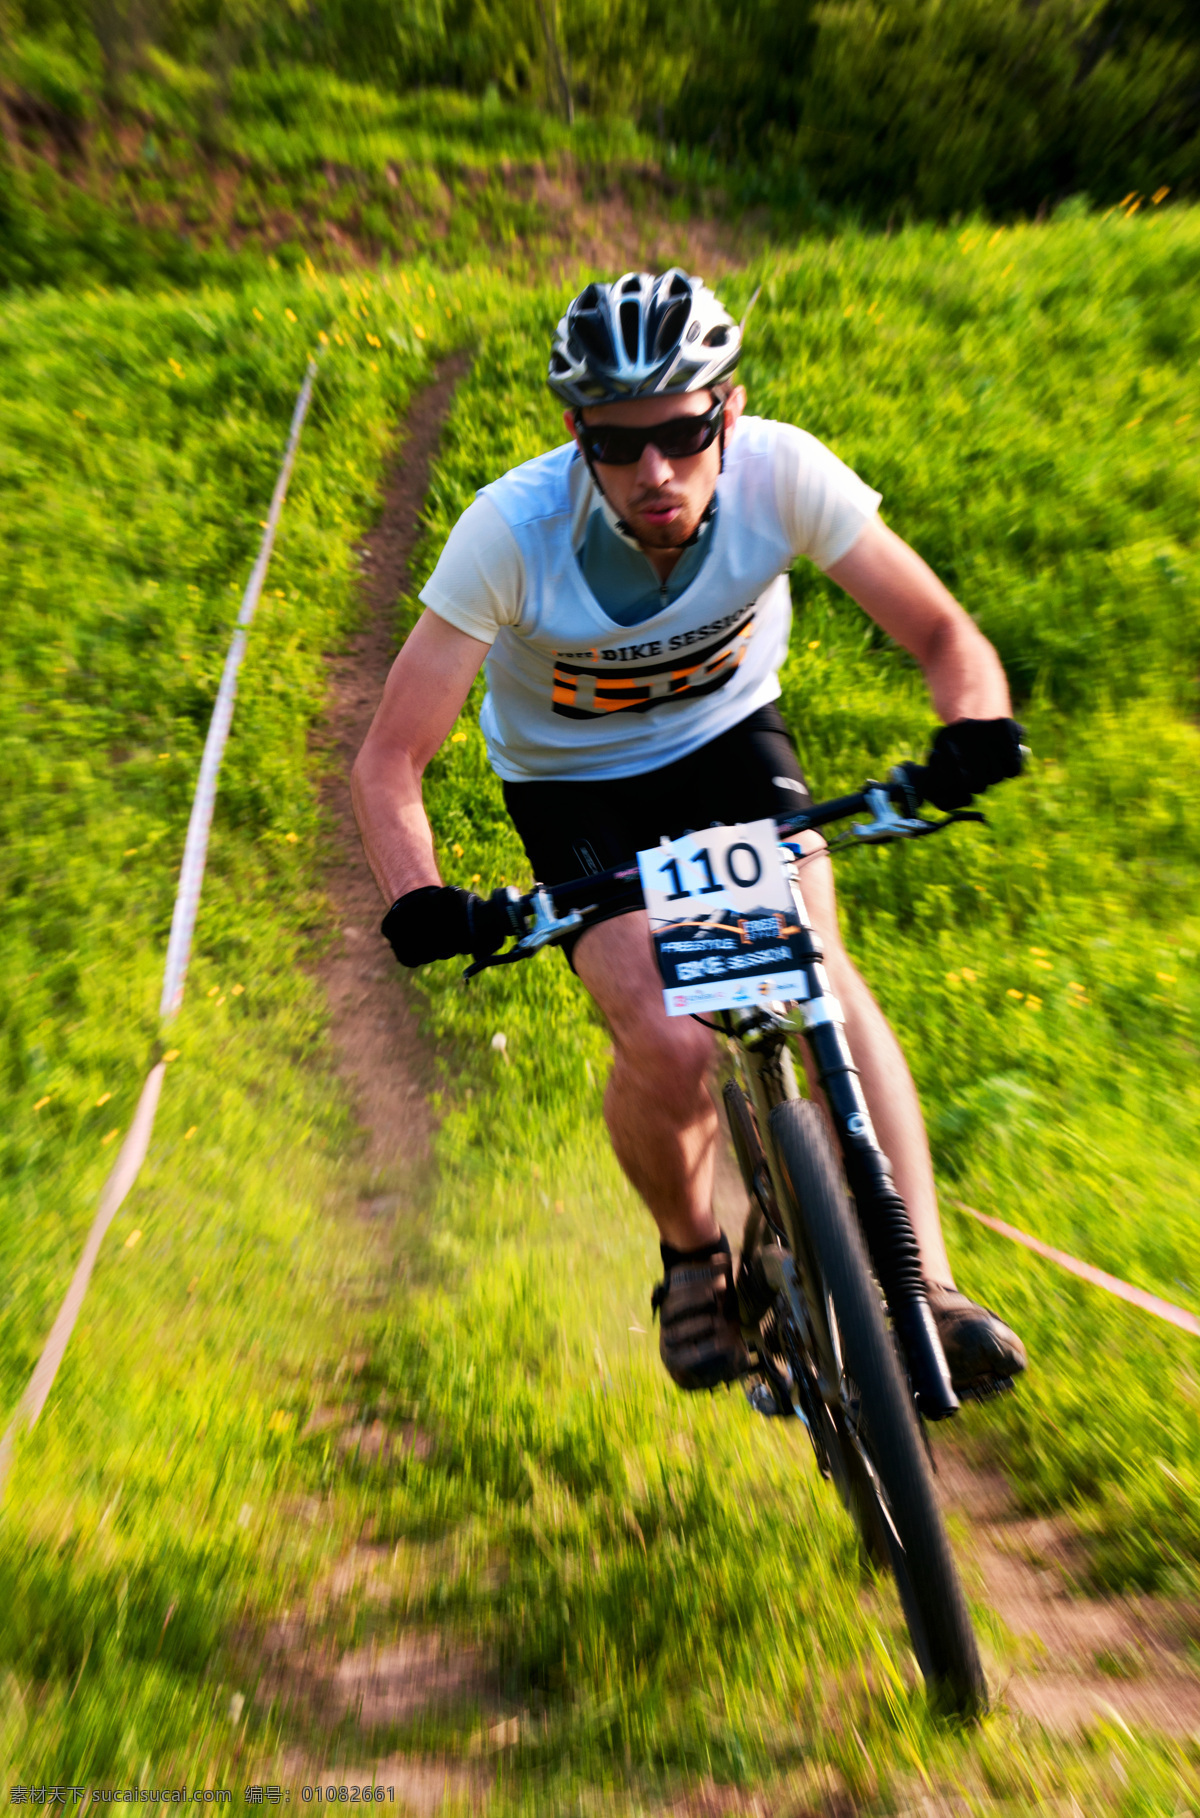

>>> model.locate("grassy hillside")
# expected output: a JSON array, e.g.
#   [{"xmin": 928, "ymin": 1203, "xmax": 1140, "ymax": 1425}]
[
  {"xmin": 0, "ymin": 61, "xmax": 679, "ymax": 291},
  {"xmin": 2, "ymin": 207, "xmax": 1200, "ymax": 1805}
]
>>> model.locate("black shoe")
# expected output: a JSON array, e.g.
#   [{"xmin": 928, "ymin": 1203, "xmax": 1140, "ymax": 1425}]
[
  {"xmin": 652, "ymin": 1233, "xmax": 751, "ymax": 1392},
  {"xmin": 925, "ymin": 1281, "xmax": 1027, "ymax": 1395}
]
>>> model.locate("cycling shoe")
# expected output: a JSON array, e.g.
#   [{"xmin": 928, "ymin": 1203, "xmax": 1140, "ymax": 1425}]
[
  {"xmin": 652, "ymin": 1232, "xmax": 750, "ymax": 1392},
  {"xmin": 925, "ymin": 1281, "xmax": 1027, "ymax": 1395}
]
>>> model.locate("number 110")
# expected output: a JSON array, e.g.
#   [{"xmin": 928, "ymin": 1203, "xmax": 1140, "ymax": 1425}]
[{"xmin": 659, "ymin": 842, "xmax": 764, "ymax": 902}]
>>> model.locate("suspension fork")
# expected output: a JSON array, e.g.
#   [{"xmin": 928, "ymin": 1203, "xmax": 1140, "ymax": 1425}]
[{"xmin": 744, "ymin": 877, "xmax": 959, "ymax": 1421}]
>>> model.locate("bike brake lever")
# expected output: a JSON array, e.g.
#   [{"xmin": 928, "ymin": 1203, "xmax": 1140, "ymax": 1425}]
[
  {"xmin": 905, "ymin": 808, "xmax": 988, "ymax": 835},
  {"xmin": 462, "ymin": 888, "xmax": 592, "ymax": 979}
]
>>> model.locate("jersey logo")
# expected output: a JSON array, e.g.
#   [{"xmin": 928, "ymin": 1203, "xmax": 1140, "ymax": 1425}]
[{"xmin": 551, "ymin": 609, "xmax": 756, "ymax": 719}]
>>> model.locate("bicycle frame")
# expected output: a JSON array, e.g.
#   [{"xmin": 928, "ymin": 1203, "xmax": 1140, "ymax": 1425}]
[{"xmin": 717, "ymin": 855, "xmax": 959, "ymax": 1421}]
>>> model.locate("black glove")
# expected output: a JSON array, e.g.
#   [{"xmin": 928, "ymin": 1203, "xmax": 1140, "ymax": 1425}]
[
  {"xmin": 900, "ymin": 717, "xmax": 1026, "ymax": 812},
  {"xmin": 381, "ymin": 885, "xmax": 514, "ymax": 968}
]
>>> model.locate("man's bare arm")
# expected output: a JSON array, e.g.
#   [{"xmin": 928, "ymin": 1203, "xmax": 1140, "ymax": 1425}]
[
  {"xmin": 826, "ymin": 518, "xmax": 1011, "ymax": 723},
  {"xmin": 351, "ymin": 609, "xmax": 490, "ymax": 905}
]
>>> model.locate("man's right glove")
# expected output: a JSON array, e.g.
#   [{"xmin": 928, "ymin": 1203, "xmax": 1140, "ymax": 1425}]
[
  {"xmin": 381, "ymin": 884, "xmax": 515, "ymax": 968},
  {"xmin": 898, "ymin": 717, "xmax": 1026, "ymax": 812}
]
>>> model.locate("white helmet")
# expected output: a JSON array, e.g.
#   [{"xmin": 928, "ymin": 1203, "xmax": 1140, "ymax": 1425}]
[{"xmin": 548, "ymin": 269, "xmax": 742, "ymax": 407}]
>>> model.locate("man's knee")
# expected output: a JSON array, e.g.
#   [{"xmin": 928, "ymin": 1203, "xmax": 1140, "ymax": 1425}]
[{"xmin": 610, "ymin": 1004, "xmax": 714, "ymax": 1096}]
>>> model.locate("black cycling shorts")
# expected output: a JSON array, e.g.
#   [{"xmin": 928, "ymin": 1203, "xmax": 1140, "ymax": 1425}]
[{"xmin": 502, "ymin": 702, "xmax": 812, "ymax": 967}]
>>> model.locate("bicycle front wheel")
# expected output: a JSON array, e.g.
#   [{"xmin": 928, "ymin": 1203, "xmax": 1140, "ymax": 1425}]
[{"xmin": 768, "ymin": 1098, "xmax": 987, "ymax": 1718}]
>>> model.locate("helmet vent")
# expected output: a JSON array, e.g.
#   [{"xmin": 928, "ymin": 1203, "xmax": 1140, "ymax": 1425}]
[
  {"xmin": 653, "ymin": 298, "xmax": 689, "ymax": 360},
  {"xmin": 619, "ymin": 299, "xmax": 641, "ymax": 363},
  {"xmin": 703, "ymin": 324, "xmax": 730, "ymax": 346},
  {"xmin": 573, "ymin": 313, "xmax": 616, "ymax": 368}
]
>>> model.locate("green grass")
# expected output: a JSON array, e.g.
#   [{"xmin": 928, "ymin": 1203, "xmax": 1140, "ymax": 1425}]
[
  {"xmin": 0, "ymin": 61, "xmax": 663, "ymax": 292},
  {"xmin": 4, "ymin": 211, "xmax": 1200, "ymax": 1807}
]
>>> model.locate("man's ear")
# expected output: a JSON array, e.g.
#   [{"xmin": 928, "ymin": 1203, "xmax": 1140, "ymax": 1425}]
[
  {"xmin": 723, "ymin": 384, "xmax": 747, "ymax": 434},
  {"xmin": 564, "ymin": 409, "xmax": 581, "ymax": 445}
]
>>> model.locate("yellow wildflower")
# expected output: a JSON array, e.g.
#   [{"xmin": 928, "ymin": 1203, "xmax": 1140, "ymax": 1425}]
[
  {"xmin": 124, "ymin": 1229, "xmax": 142, "ymax": 1248},
  {"xmin": 101, "ymin": 1128, "xmax": 119, "ymax": 1145}
]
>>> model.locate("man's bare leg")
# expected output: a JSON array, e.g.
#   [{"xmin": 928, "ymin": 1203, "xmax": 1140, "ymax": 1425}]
[{"xmin": 574, "ymin": 913, "xmax": 719, "ymax": 1251}]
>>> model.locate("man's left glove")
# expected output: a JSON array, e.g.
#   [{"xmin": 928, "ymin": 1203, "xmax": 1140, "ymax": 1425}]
[
  {"xmin": 381, "ymin": 884, "xmax": 514, "ymax": 968},
  {"xmin": 899, "ymin": 717, "xmax": 1026, "ymax": 812}
]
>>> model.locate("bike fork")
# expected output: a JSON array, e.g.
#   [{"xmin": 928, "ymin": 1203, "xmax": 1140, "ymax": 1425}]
[{"xmin": 739, "ymin": 881, "xmax": 959, "ymax": 1422}]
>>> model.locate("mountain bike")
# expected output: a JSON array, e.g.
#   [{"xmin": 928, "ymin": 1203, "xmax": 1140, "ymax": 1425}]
[{"xmin": 466, "ymin": 776, "xmax": 990, "ymax": 1717}]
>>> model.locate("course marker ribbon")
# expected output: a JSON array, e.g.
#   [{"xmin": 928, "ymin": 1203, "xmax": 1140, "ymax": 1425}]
[
  {"xmin": 954, "ymin": 1200, "xmax": 1200, "ymax": 1338},
  {"xmin": 0, "ymin": 359, "xmax": 318, "ymax": 1500}
]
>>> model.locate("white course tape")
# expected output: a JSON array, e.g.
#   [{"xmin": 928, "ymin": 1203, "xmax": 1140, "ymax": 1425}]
[
  {"xmin": 0, "ymin": 1065, "xmax": 166, "ymax": 1490},
  {"xmin": 0, "ymin": 359, "xmax": 318, "ymax": 1499},
  {"xmin": 160, "ymin": 360, "xmax": 317, "ymax": 1018}
]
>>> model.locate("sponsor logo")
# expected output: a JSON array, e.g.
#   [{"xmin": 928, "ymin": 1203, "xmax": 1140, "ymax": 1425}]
[{"xmin": 551, "ymin": 607, "xmax": 756, "ymax": 719}]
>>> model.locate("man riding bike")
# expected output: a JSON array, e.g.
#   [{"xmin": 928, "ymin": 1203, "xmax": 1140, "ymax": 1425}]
[{"xmin": 351, "ymin": 269, "xmax": 1027, "ymax": 1399}]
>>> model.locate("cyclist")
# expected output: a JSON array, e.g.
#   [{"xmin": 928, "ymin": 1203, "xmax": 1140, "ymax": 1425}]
[{"xmin": 352, "ymin": 270, "xmax": 1027, "ymax": 1398}]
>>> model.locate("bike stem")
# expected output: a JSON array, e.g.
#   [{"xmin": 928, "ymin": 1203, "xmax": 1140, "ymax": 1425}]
[{"xmin": 779, "ymin": 891, "xmax": 960, "ymax": 1421}]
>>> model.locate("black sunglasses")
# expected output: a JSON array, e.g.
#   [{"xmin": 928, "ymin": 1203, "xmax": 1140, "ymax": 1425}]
[{"xmin": 574, "ymin": 395, "xmax": 725, "ymax": 468}]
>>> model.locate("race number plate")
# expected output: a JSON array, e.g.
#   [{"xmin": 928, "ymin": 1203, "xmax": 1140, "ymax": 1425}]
[{"xmin": 636, "ymin": 819, "xmax": 806, "ymax": 1017}]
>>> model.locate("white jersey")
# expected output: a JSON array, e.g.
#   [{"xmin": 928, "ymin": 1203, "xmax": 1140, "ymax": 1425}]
[{"xmin": 420, "ymin": 415, "xmax": 881, "ymax": 783}]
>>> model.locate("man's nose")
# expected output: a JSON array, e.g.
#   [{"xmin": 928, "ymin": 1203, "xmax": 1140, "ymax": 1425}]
[{"xmin": 636, "ymin": 440, "xmax": 673, "ymax": 487}]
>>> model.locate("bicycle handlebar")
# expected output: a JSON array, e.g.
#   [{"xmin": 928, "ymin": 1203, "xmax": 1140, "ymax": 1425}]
[{"xmin": 464, "ymin": 771, "xmax": 984, "ymax": 976}]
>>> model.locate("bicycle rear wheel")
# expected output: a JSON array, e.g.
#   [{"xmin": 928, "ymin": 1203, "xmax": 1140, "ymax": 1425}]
[{"xmin": 768, "ymin": 1098, "xmax": 987, "ymax": 1718}]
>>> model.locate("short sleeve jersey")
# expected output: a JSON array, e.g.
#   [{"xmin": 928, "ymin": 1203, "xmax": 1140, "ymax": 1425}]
[{"xmin": 420, "ymin": 416, "xmax": 881, "ymax": 782}]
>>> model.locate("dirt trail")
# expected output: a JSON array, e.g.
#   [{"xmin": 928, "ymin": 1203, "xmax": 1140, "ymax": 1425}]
[
  {"xmin": 317, "ymin": 353, "xmax": 470, "ymax": 1183},
  {"xmin": 938, "ymin": 1452, "xmax": 1200, "ymax": 1735}
]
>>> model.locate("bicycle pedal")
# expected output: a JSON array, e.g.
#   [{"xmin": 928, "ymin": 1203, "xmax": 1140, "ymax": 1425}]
[
  {"xmin": 956, "ymin": 1374, "xmax": 1016, "ymax": 1404},
  {"xmin": 744, "ymin": 1379, "xmax": 783, "ymax": 1417}
]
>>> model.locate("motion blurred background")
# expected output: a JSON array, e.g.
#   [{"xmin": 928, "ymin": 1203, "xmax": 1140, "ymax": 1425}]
[{"xmin": 2, "ymin": 0, "xmax": 1200, "ymax": 1809}]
